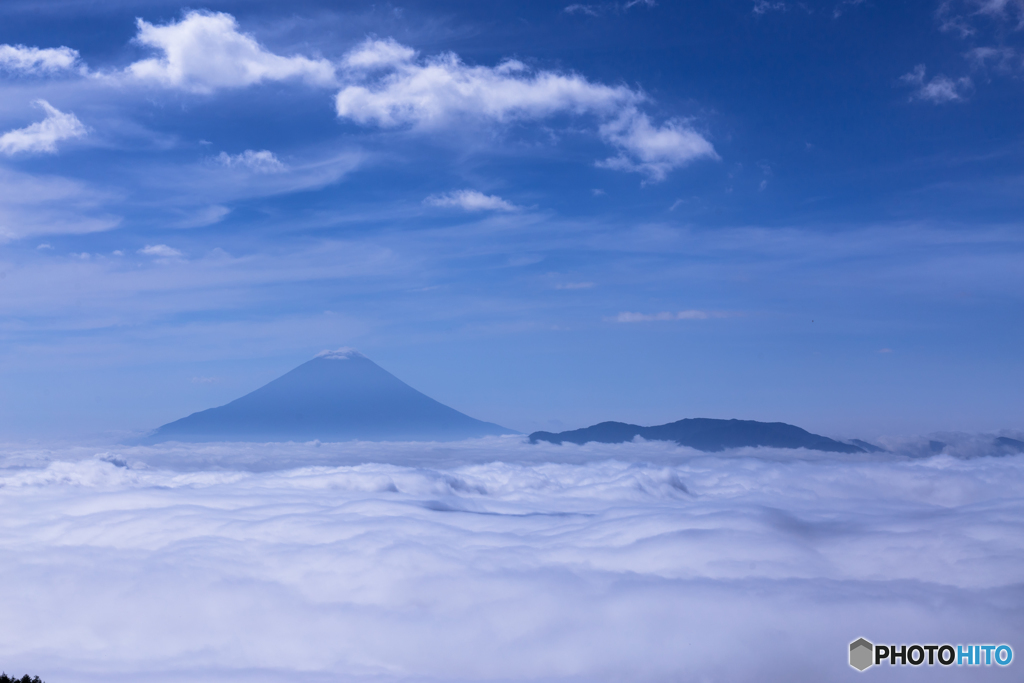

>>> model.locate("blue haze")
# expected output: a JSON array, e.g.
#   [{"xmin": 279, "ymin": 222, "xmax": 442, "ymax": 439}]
[{"xmin": 0, "ymin": 0, "xmax": 1022, "ymax": 439}]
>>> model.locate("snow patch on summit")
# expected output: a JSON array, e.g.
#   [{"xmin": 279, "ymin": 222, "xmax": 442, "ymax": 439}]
[{"xmin": 316, "ymin": 347, "xmax": 365, "ymax": 360}]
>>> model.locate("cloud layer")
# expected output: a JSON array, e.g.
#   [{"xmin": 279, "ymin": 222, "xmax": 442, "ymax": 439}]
[{"xmin": 0, "ymin": 439, "xmax": 1020, "ymax": 682}]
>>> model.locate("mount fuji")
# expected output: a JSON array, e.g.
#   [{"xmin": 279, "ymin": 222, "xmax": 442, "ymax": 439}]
[{"xmin": 144, "ymin": 349, "xmax": 515, "ymax": 443}]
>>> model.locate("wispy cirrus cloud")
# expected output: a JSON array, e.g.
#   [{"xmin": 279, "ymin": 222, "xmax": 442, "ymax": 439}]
[
  {"xmin": 611, "ymin": 310, "xmax": 729, "ymax": 322},
  {"xmin": 0, "ymin": 100, "xmax": 86, "ymax": 155},
  {"xmin": 899, "ymin": 64, "xmax": 972, "ymax": 102},
  {"xmin": 0, "ymin": 167, "xmax": 120, "ymax": 242},
  {"xmin": 564, "ymin": 0, "xmax": 656, "ymax": 16},
  {"xmin": 138, "ymin": 244, "xmax": 183, "ymax": 258}
]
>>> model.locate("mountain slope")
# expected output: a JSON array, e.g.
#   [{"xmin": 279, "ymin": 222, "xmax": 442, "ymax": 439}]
[
  {"xmin": 529, "ymin": 418, "xmax": 864, "ymax": 453},
  {"xmin": 145, "ymin": 349, "xmax": 514, "ymax": 443}
]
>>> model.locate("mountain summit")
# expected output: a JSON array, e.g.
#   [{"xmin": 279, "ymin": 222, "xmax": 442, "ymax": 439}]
[{"xmin": 145, "ymin": 348, "xmax": 515, "ymax": 443}]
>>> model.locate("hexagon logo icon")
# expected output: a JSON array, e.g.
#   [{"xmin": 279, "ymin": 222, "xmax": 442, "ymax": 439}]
[{"xmin": 850, "ymin": 638, "xmax": 874, "ymax": 671}]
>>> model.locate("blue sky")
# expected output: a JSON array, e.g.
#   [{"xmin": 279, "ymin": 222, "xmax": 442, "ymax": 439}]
[{"xmin": 0, "ymin": 0, "xmax": 1022, "ymax": 439}]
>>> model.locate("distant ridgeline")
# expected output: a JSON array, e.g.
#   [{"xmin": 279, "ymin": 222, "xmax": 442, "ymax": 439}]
[
  {"xmin": 143, "ymin": 349, "xmax": 516, "ymax": 444},
  {"xmin": 529, "ymin": 418, "xmax": 870, "ymax": 453}
]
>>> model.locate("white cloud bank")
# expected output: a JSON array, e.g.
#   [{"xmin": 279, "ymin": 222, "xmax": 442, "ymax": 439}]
[
  {"xmin": 424, "ymin": 189, "xmax": 517, "ymax": 211},
  {"xmin": 336, "ymin": 38, "xmax": 717, "ymax": 180},
  {"xmin": 0, "ymin": 440, "xmax": 1020, "ymax": 682},
  {"xmin": 0, "ymin": 44, "xmax": 80, "ymax": 74},
  {"xmin": 127, "ymin": 11, "xmax": 337, "ymax": 93},
  {"xmin": 0, "ymin": 100, "xmax": 86, "ymax": 155}
]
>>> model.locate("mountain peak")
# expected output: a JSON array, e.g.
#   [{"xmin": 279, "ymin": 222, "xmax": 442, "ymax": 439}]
[
  {"xmin": 316, "ymin": 347, "xmax": 365, "ymax": 360},
  {"xmin": 143, "ymin": 350, "xmax": 515, "ymax": 443}
]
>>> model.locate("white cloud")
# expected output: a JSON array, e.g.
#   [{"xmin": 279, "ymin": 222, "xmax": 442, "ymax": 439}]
[
  {"xmin": 334, "ymin": 40, "xmax": 715, "ymax": 181},
  {"xmin": 342, "ymin": 37, "xmax": 416, "ymax": 72},
  {"xmin": 138, "ymin": 244, "xmax": 183, "ymax": 258},
  {"xmin": 967, "ymin": 45, "xmax": 1020, "ymax": 71},
  {"xmin": 215, "ymin": 149, "xmax": 286, "ymax": 173},
  {"xmin": 564, "ymin": 0, "xmax": 656, "ymax": 14},
  {"xmin": 939, "ymin": 0, "xmax": 1024, "ymax": 36},
  {"xmin": 900, "ymin": 64, "xmax": 972, "ymax": 103},
  {"xmin": 753, "ymin": 0, "xmax": 788, "ymax": 14},
  {"xmin": 127, "ymin": 11, "xmax": 336, "ymax": 93},
  {"xmin": 0, "ymin": 100, "xmax": 86, "ymax": 155},
  {"xmin": 0, "ymin": 441, "xmax": 1019, "ymax": 681},
  {"xmin": 969, "ymin": 0, "xmax": 1024, "ymax": 24},
  {"xmin": 613, "ymin": 309, "xmax": 721, "ymax": 322},
  {"xmin": 555, "ymin": 281, "xmax": 596, "ymax": 289},
  {"xmin": 424, "ymin": 189, "xmax": 518, "ymax": 212},
  {"xmin": 0, "ymin": 44, "xmax": 80, "ymax": 74},
  {"xmin": 596, "ymin": 110, "xmax": 719, "ymax": 181},
  {"xmin": 335, "ymin": 51, "xmax": 636, "ymax": 128},
  {"xmin": 564, "ymin": 3, "xmax": 602, "ymax": 15},
  {"xmin": 173, "ymin": 204, "xmax": 231, "ymax": 229}
]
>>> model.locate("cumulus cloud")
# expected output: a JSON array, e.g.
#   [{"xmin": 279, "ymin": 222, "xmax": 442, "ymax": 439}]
[
  {"xmin": 335, "ymin": 47, "xmax": 636, "ymax": 128},
  {"xmin": 0, "ymin": 100, "xmax": 86, "ymax": 155},
  {"xmin": 138, "ymin": 244, "xmax": 182, "ymax": 258},
  {"xmin": 900, "ymin": 64, "xmax": 972, "ymax": 103},
  {"xmin": 613, "ymin": 309, "xmax": 723, "ymax": 322},
  {"xmin": 215, "ymin": 149, "xmax": 286, "ymax": 173},
  {"xmin": 0, "ymin": 44, "xmax": 80, "ymax": 74},
  {"xmin": 596, "ymin": 110, "xmax": 718, "ymax": 180},
  {"xmin": 334, "ymin": 39, "xmax": 715, "ymax": 180},
  {"xmin": 423, "ymin": 189, "xmax": 518, "ymax": 212},
  {"xmin": 126, "ymin": 11, "xmax": 336, "ymax": 93},
  {"xmin": 0, "ymin": 440, "xmax": 1020, "ymax": 682}
]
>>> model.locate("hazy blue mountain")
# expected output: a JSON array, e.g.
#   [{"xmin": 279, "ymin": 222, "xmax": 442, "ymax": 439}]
[
  {"xmin": 849, "ymin": 439, "xmax": 887, "ymax": 453},
  {"xmin": 144, "ymin": 349, "xmax": 515, "ymax": 443},
  {"xmin": 529, "ymin": 418, "xmax": 865, "ymax": 453},
  {"xmin": 994, "ymin": 436, "xmax": 1024, "ymax": 454}
]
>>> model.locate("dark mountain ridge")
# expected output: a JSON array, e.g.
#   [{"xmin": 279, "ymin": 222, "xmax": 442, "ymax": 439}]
[
  {"xmin": 143, "ymin": 349, "xmax": 515, "ymax": 444},
  {"xmin": 530, "ymin": 418, "xmax": 865, "ymax": 453}
]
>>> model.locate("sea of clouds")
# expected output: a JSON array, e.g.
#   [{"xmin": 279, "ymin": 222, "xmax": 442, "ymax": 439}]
[{"xmin": 0, "ymin": 436, "xmax": 1021, "ymax": 682}]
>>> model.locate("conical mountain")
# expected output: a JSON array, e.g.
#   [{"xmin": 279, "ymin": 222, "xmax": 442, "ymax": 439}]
[{"xmin": 146, "ymin": 348, "xmax": 515, "ymax": 443}]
